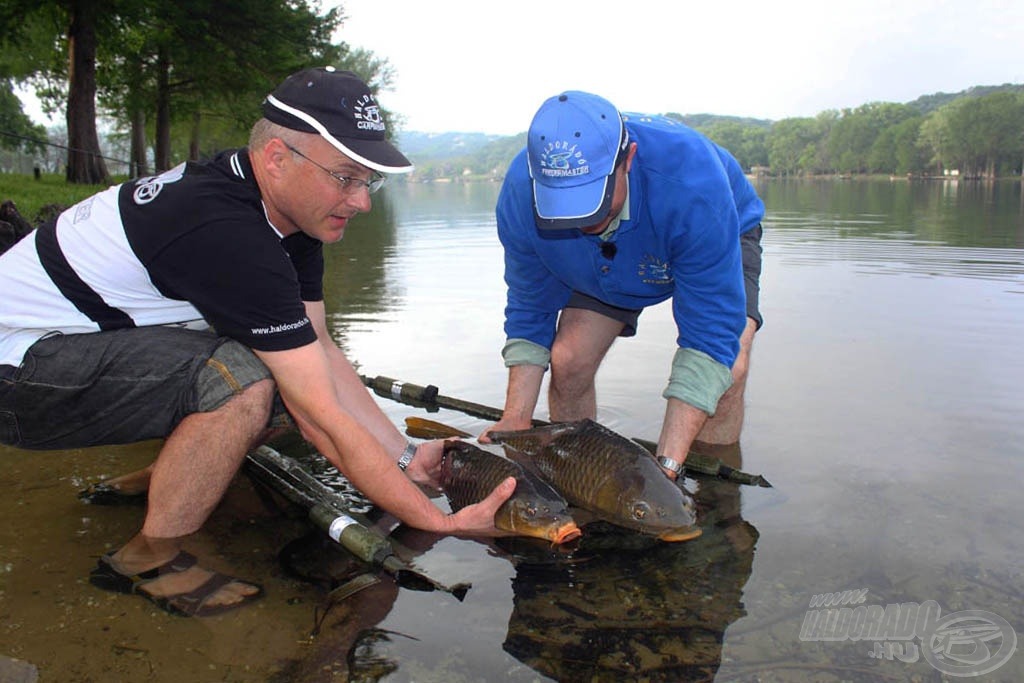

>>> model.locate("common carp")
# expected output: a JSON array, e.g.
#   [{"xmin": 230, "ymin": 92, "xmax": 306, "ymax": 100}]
[
  {"xmin": 488, "ymin": 420, "xmax": 701, "ymax": 542},
  {"xmin": 440, "ymin": 440, "xmax": 581, "ymax": 545}
]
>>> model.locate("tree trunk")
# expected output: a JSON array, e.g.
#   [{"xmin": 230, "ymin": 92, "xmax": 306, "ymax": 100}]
[
  {"xmin": 129, "ymin": 109, "xmax": 148, "ymax": 178},
  {"xmin": 128, "ymin": 57, "xmax": 148, "ymax": 178},
  {"xmin": 65, "ymin": 0, "xmax": 110, "ymax": 185},
  {"xmin": 189, "ymin": 110, "xmax": 201, "ymax": 161},
  {"xmin": 154, "ymin": 46, "xmax": 171, "ymax": 171}
]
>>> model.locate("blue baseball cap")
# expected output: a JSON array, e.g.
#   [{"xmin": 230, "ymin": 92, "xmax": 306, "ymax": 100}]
[{"xmin": 527, "ymin": 91, "xmax": 628, "ymax": 230}]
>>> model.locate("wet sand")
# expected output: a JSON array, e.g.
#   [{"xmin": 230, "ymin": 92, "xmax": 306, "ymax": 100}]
[{"xmin": 0, "ymin": 441, "xmax": 345, "ymax": 681}]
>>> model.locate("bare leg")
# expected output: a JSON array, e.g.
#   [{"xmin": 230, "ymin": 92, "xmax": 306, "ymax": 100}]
[
  {"xmin": 92, "ymin": 420, "xmax": 292, "ymax": 498},
  {"xmin": 108, "ymin": 378, "xmax": 274, "ymax": 606},
  {"xmin": 695, "ymin": 318, "xmax": 757, "ymax": 445},
  {"xmin": 548, "ymin": 308, "xmax": 623, "ymax": 422}
]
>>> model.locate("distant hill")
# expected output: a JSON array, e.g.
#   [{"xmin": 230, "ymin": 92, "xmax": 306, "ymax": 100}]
[
  {"xmin": 394, "ymin": 131, "xmax": 506, "ymax": 161},
  {"xmin": 907, "ymin": 83, "xmax": 1024, "ymax": 114},
  {"xmin": 664, "ymin": 113, "xmax": 773, "ymax": 129},
  {"xmin": 395, "ymin": 83, "xmax": 1022, "ymax": 177}
]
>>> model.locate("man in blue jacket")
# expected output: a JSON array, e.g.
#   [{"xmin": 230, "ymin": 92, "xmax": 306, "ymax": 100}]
[{"xmin": 483, "ymin": 91, "xmax": 765, "ymax": 479}]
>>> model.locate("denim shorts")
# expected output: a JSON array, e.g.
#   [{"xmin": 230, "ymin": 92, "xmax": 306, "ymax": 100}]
[
  {"xmin": 0, "ymin": 327, "xmax": 283, "ymax": 450},
  {"xmin": 565, "ymin": 223, "xmax": 765, "ymax": 337}
]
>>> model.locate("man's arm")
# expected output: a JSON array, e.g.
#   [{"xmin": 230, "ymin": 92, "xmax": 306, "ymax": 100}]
[
  {"xmin": 655, "ymin": 398, "xmax": 709, "ymax": 479},
  {"xmin": 254, "ymin": 302, "xmax": 514, "ymax": 535},
  {"xmin": 305, "ymin": 301, "xmax": 407, "ymax": 456},
  {"xmin": 656, "ymin": 317, "xmax": 756, "ymax": 478},
  {"xmin": 489, "ymin": 163, "xmax": 567, "ymax": 439},
  {"xmin": 480, "ymin": 363, "xmax": 546, "ymax": 441},
  {"xmin": 304, "ymin": 300, "xmax": 449, "ymax": 486}
]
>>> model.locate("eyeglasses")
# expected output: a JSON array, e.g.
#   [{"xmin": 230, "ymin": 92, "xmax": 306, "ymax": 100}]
[{"xmin": 284, "ymin": 143, "xmax": 386, "ymax": 194}]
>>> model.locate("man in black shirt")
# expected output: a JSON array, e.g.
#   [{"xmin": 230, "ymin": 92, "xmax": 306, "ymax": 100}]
[{"xmin": 0, "ymin": 68, "xmax": 513, "ymax": 617}]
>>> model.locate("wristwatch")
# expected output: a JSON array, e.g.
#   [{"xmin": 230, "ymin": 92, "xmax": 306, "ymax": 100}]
[
  {"xmin": 397, "ymin": 442, "xmax": 417, "ymax": 471},
  {"xmin": 657, "ymin": 456, "xmax": 684, "ymax": 475}
]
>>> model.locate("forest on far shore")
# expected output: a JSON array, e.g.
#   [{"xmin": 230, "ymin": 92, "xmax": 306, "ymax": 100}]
[{"xmin": 402, "ymin": 84, "xmax": 1024, "ymax": 182}]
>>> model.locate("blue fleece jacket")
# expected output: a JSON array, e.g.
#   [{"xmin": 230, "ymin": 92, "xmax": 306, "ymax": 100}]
[{"xmin": 496, "ymin": 114, "xmax": 764, "ymax": 413}]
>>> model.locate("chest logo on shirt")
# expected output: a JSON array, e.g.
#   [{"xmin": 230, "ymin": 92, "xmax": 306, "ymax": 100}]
[
  {"xmin": 638, "ymin": 254, "xmax": 672, "ymax": 285},
  {"xmin": 132, "ymin": 164, "xmax": 187, "ymax": 205}
]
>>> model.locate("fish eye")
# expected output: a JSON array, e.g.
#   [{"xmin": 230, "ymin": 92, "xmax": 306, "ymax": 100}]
[
  {"xmin": 632, "ymin": 502, "xmax": 650, "ymax": 520},
  {"xmin": 525, "ymin": 504, "xmax": 537, "ymax": 518}
]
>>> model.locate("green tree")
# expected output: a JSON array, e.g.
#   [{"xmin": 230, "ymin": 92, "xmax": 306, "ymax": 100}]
[
  {"xmin": 3, "ymin": 0, "xmax": 358, "ymax": 178},
  {"xmin": 922, "ymin": 93, "xmax": 1024, "ymax": 177},
  {"xmin": 1, "ymin": 0, "xmax": 125, "ymax": 184},
  {"xmin": 880, "ymin": 115, "xmax": 926, "ymax": 175},
  {"xmin": 697, "ymin": 120, "xmax": 769, "ymax": 170},
  {"xmin": 0, "ymin": 80, "xmax": 48, "ymax": 156},
  {"xmin": 959, "ymin": 92, "xmax": 1024, "ymax": 177},
  {"xmin": 826, "ymin": 102, "xmax": 917, "ymax": 174},
  {"xmin": 767, "ymin": 117, "xmax": 822, "ymax": 176},
  {"xmin": 95, "ymin": 0, "xmax": 343, "ymax": 172}
]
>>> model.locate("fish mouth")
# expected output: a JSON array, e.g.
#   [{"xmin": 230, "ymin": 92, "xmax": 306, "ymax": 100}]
[
  {"xmin": 657, "ymin": 527, "xmax": 703, "ymax": 543},
  {"xmin": 550, "ymin": 522, "xmax": 582, "ymax": 545}
]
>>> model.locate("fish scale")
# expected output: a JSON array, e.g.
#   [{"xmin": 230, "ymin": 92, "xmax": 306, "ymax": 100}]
[{"xmin": 440, "ymin": 440, "xmax": 581, "ymax": 544}]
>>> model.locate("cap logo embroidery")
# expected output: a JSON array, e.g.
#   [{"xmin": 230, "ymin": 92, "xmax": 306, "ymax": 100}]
[
  {"xmin": 539, "ymin": 141, "xmax": 589, "ymax": 178},
  {"xmin": 354, "ymin": 94, "xmax": 385, "ymax": 132}
]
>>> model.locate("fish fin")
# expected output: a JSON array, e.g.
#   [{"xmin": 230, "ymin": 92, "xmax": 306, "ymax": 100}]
[
  {"xmin": 404, "ymin": 417, "xmax": 472, "ymax": 439},
  {"xmin": 488, "ymin": 420, "xmax": 583, "ymax": 448},
  {"xmin": 498, "ymin": 443, "xmax": 548, "ymax": 481}
]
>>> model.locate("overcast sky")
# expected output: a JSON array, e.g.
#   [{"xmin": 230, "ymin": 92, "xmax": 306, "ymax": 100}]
[
  {"xmin": 15, "ymin": 0, "xmax": 1022, "ymax": 136},
  {"xmin": 337, "ymin": 0, "xmax": 1023, "ymax": 135}
]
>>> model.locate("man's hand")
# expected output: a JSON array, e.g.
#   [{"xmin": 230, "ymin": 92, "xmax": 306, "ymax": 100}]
[
  {"xmin": 403, "ymin": 439, "xmax": 445, "ymax": 490},
  {"xmin": 446, "ymin": 476, "xmax": 517, "ymax": 537},
  {"xmin": 405, "ymin": 442, "xmax": 518, "ymax": 537},
  {"xmin": 479, "ymin": 417, "xmax": 532, "ymax": 443}
]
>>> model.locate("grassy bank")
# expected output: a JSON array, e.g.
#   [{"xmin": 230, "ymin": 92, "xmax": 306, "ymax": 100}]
[{"xmin": 0, "ymin": 173, "xmax": 118, "ymax": 223}]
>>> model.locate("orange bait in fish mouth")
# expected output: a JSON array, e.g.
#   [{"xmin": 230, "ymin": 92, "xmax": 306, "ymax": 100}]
[
  {"xmin": 552, "ymin": 523, "xmax": 583, "ymax": 545},
  {"xmin": 657, "ymin": 527, "xmax": 703, "ymax": 543}
]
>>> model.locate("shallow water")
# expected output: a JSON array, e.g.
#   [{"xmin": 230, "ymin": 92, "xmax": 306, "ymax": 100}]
[{"xmin": 1, "ymin": 178, "xmax": 1022, "ymax": 682}]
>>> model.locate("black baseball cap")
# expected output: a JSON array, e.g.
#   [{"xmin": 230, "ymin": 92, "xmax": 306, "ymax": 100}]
[{"xmin": 262, "ymin": 67, "xmax": 413, "ymax": 174}]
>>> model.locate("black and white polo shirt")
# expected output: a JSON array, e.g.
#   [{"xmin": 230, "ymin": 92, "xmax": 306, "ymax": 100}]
[{"xmin": 0, "ymin": 149, "xmax": 323, "ymax": 367}]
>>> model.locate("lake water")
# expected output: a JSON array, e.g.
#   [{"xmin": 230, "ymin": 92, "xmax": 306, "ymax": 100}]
[{"xmin": 1, "ymin": 178, "xmax": 1022, "ymax": 682}]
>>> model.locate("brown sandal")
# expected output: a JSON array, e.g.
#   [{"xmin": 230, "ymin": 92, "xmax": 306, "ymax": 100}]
[{"xmin": 89, "ymin": 551, "xmax": 263, "ymax": 617}]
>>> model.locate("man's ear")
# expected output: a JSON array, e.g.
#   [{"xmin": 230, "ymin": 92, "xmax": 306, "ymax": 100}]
[
  {"xmin": 259, "ymin": 138, "xmax": 292, "ymax": 179},
  {"xmin": 624, "ymin": 142, "xmax": 638, "ymax": 172}
]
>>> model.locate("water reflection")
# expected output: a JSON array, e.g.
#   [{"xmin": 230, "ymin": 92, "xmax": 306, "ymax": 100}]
[
  {"xmin": 758, "ymin": 180, "xmax": 1024, "ymax": 287},
  {"xmin": 500, "ymin": 446, "xmax": 757, "ymax": 682},
  {"xmin": 754, "ymin": 178, "xmax": 1023, "ymax": 248},
  {"xmin": 3, "ymin": 178, "xmax": 1024, "ymax": 681},
  {"xmin": 302, "ymin": 444, "xmax": 758, "ymax": 683}
]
